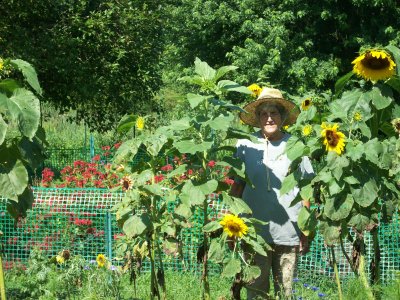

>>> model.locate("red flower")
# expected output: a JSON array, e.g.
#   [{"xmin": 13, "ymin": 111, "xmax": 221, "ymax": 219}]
[
  {"xmin": 161, "ymin": 164, "xmax": 173, "ymax": 172},
  {"xmin": 114, "ymin": 142, "xmax": 122, "ymax": 149},
  {"xmin": 187, "ymin": 169, "xmax": 194, "ymax": 176},
  {"xmin": 101, "ymin": 145, "xmax": 111, "ymax": 151},
  {"xmin": 92, "ymin": 154, "xmax": 101, "ymax": 161},
  {"xmin": 207, "ymin": 160, "xmax": 216, "ymax": 168},
  {"xmin": 224, "ymin": 178, "xmax": 235, "ymax": 186},
  {"xmin": 154, "ymin": 174, "xmax": 165, "ymax": 183}
]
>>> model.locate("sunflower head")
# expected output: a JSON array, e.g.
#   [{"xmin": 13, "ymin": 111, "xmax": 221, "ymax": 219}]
[
  {"xmin": 352, "ymin": 49, "xmax": 396, "ymax": 81},
  {"xmin": 392, "ymin": 118, "xmax": 400, "ymax": 134},
  {"xmin": 120, "ymin": 175, "xmax": 133, "ymax": 191},
  {"xmin": 283, "ymin": 125, "xmax": 290, "ymax": 131},
  {"xmin": 136, "ymin": 116, "xmax": 145, "ymax": 131},
  {"xmin": 219, "ymin": 214, "xmax": 248, "ymax": 239},
  {"xmin": 320, "ymin": 123, "xmax": 346, "ymax": 155},
  {"xmin": 96, "ymin": 254, "xmax": 107, "ymax": 267},
  {"xmin": 247, "ymin": 83, "xmax": 262, "ymax": 98},
  {"xmin": 301, "ymin": 98, "xmax": 312, "ymax": 110},
  {"xmin": 56, "ymin": 255, "xmax": 65, "ymax": 264},
  {"xmin": 302, "ymin": 124, "xmax": 313, "ymax": 136},
  {"xmin": 0, "ymin": 58, "xmax": 3, "ymax": 71}
]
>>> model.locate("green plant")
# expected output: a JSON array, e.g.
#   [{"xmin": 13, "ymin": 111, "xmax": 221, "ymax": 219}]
[{"xmin": 283, "ymin": 45, "xmax": 400, "ymax": 299}]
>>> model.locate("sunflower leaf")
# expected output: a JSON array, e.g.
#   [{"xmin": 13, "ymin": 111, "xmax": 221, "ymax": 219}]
[{"xmin": 334, "ymin": 71, "xmax": 354, "ymax": 97}]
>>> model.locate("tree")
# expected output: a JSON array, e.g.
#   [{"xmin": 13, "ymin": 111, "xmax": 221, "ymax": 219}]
[
  {"xmin": 0, "ymin": 0, "xmax": 164, "ymax": 131},
  {"xmin": 164, "ymin": 0, "xmax": 400, "ymax": 95}
]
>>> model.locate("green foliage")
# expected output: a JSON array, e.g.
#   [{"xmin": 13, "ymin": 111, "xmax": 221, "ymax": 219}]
[
  {"xmin": 0, "ymin": 57, "xmax": 45, "ymax": 218},
  {"xmin": 164, "ymin": 0, "xmax": 400, "ymax": 96},
  {"xmin": 0, "ymin": 0, "xmax": 164, "ymax": 131}
]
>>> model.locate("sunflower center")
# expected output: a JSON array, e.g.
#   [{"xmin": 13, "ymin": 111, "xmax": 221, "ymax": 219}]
[
  {"xmin": 227, "ymin": 222, "xmax": 241, "ymax": 234},
  {"xmin": 304, "ymin": 99, "xmax": 310, "ymax": 106},
  {"xmin": 362, "ymin": 53, "xmax": 391, "ymax": 70},
  {"xmin": 326, "ymin": 130, "xmax": 339, "ymax": 147}
]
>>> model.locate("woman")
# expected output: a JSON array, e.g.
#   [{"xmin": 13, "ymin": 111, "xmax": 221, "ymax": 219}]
[{"xmin": 232, "ymin": 87, "xmax": 313, "ymax": 299}]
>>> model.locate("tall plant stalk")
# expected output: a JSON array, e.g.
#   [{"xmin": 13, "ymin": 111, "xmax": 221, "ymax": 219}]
[
  {"xmin": 0, "ymin": 255, "xmax": 6, "ymax": 300},
  {"xmin": 371, "ymin": 228, "xmax": 380, "ymax": 287},
  {"xmin": 357, "ymin": 237, "xmax": 375, "ymax": 300},
  {"xmin": 330, "ymin": 247, "xmax": 343, "ymax": 300}
]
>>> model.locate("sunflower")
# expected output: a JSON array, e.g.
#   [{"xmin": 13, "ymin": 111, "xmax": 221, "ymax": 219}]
[
  {"xmin": 136, "ymin": 116, "xmax": 145, "ymax": 131},
  {"xmin": 352, "ymin": 49, "xmax": 396, "ymax": 81},
  {"xmin": 219, "ymin": 214, "xmax": 248, "ymax": 238},
  {"xmin": 302, "ymin": 124, "xmax": 313, "ymax": 136},
  {"xmin": 120, "ymin": 175, "xmax": 133, "ymax": 191},
  {"xmin": 283, "ymin": 125, "xmax": 290, "ymax": 131},
  {"xmin": 247, "ymin": 83, "xmax": 262, "ymax": 98},
  {"xmin": 321, "ymin": 123, "xmax": 346, "ymax": 155},
  {"xmin": 96, "ymin": 254, "xmax": 107, "ymax": 267},
  {"xmin": 301, "ymin": 98, "xmax": 312, "ymax": 110},
  {"xmin": 56, "ymin": 255, "xmax": 65, "ymax": 264},
  {"xmin": 353, "ymin": 111, "xmax": 363, "ymax": 122},
  {"xmin": 0, "ymin": 58, "xmax": 3, "ymax": 71},
  {"xmin": 392, "ymin": 118, "xmax": 400, "ymax": 134}
]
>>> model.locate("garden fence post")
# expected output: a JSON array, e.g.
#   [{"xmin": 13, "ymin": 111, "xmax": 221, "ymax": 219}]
[
  {"xmin": 105, "ymin": 211, "xmax": 113, "ymax": 260},
  {"xmin": 90, "ymin": 135, "xmax": 95, "ymax": 160}
]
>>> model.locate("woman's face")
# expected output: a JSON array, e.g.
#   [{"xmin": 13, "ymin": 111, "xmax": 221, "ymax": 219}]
[{"xmin": 258, "ymin": 106, "xmax": 283, "ymax": 138}]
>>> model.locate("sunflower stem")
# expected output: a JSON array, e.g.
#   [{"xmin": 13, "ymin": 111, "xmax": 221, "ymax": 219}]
[{"xmin": 330, "ymin": 247, "xmax": 343, "ymax": 300}]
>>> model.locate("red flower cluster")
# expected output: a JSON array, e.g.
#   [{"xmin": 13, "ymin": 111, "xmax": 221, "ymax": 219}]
[
  {"xmin": 73, "ymin": 218, "xmax": 93, "ymax": 226},
  {"xmin": 41, "ymin": 168, "xmax": 54, "ymax": 187},
  {"xmin": 41, "ymin": 159, "xmax": 122, "ymax": 189}
]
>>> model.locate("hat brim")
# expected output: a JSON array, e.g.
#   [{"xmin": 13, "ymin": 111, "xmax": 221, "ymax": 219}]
[{"xmin": 240, "ymin": 97, "xmax": 300, "ymax": 127}]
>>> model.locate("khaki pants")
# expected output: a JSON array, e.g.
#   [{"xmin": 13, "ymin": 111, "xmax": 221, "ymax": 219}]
[{"xmin": 246, "ymin": 245, "xmax": 298, "ymax": 299}]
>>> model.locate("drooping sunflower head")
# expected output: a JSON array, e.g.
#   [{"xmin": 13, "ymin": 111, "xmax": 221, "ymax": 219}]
[
  {"xmin": 120, "ymin": 175, "xmax": 133, "ymax": 191},
  {"xmin": 136, "ymin": 116, "xmax": 145, "ymax": 131},
  {"xmin": 302, "ymin": 124, "xmax": 313, "ymax": 136},
  {"xmin": 392, "ymin": 118, "xmax": 400, "ymax": 134},
  {"xmin": 301, "ymin": 98, "xmax": 312, "ymax": 111},
  {"xmin": 352, "ymin": 49, "xmax": 396, "ymax": 81},
  {"xmin": 96, "ymin": 254, "xmax": 107, "ymax": 267},
  {"xmin": 321, "ymin": 123, "xmax": 346, "ymax": 155},
  {"xmin": 219, "ymin": 214, "xmax": 248, "ymax": 239},
  {"xmin": 247, "ymin": 83, "xmax": 262, "ymax": 98}
]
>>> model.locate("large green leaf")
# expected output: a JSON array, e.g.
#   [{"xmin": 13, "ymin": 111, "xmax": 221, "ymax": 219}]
[
  {"xmin": 10, "ymin": 59, "xmax": 42, "ymax": 95},
  {"xmin": 197, "ymin": 179, "xmax": 218, "ymax": 195},
  {"xmin": 4, "ymin": 89, "xmax": 40, "ymax": 139},
  {"xmin": 169, "ymin": 117, "xmax": 192, "ymax": 131},
  {"xmin": 286, "ymin": 139, "xmax": 306, "ymax": 161},
  {"xmin": 215, "ymin": 65, "xmax": 238, "ymax": 81},
  {"xmin": 116, "ymin": 114, "xmax": 136, "ymax": 134},
  {"xmin": 243, "ymin": 265, "xmax": 261, "ymax": 283},
  {"xmin": 203, "ymin": 220, "xmax": 222, "ymax": 232},
  {"xmin": 329, "ymin": 90, "xmax": 363, "ymax": 121},
  {"xmin": 280, "ymin": 172, "xmax": 297, "ymax": 196},
  {"xmin": 180, "ymin": 180, "xmax": 206, "ymax": 206},
  {"xmin": 194, "ymin": 57, "xmax": 216, "ymax": 80},
  {"xmin": 370, "ymin": 86, "xmax": 392, "ymax": 110},
  {"xmin": 18, "ymin": 137, "xmax": 46, "ymax": 169},
  {"xmin": 0, "ymin": 159, "xmax": 29, "ymax": 200},
  {"xmin": 208, "ymin": 238, "xmax": 224, "ymax": 263},
  {"xmin": 299, "ymin": 183, "xmax": 313, "ymax": 201},
  {"xmin": 187, "ymin": 93, "xmax": 208, "ymax": 109},
  {"xmin": 242, "ymin": 236, "xmax": 268, "ymax": 256},
  {"xmin": 0, "ymin": 114, "xmax": 7, "ymax": 145},
  {"xmin": 217, "ymin": 80, "xmax": 252, "ymax": 94},
  {"xmin": 385, "ymin": 76, "xmax": 400, "ymax": 94},
  {"xmin": 0, "ymin": 79, "xmax": 20, "ymax": 94},
  {"xmin": 123, "ymin": 214, "xmax": 152, "ymax": 238},
  {"xmin": 297, "ymin": 207, "xmax": 318, "ymax": 236},
  {"xmin": 221, "ymin": 192, "xmax": 252, "ymax": 215},
  {"xmin": 320, "ymin": 222, "xmax": 341, "ymax": 246},
  {"xmin": 114, "ymin": 139, "xmax": 141, "ymax": 163},
  {"xmin": 386, "ymin": 45, "xmax": 400, "ymax": 73},
  {"xmin": 334, "ymin": 71, "xmax": 354, "ymax": 96},
  {"xmin": 174, "ymin": 139, "xmax": 213, "ymax": 154},
  {"xmin": 351, "ymin": 179, "xmax": 378, "ymax": 207},
  {"xmin": 175, "ymin": 203, "xmax": 192, "ymax": 218},
  {"xmin": 142, "ymin": 184, "xmax": 163, "ymax": 196},
  {"xmin": 222, "ymin": 257, "xmax": 241, "ymax": 278},
  {"xmin": 324, "ymin": 194, "xmax": 354, "ymax": 221},
  {"xmin": 206, "ymin": 114, "xmax": 234, "ymax": 131},
  {"xmin": 348, "ymin": 213, "xmax": 375, "ymax": 232},
  {"xmin": 144, "ymin": 134, "xmax": 168, "ymax": 157},
  {"xmin": 6, "ymin": 187, "xmax": 34, "ymax": 218}
]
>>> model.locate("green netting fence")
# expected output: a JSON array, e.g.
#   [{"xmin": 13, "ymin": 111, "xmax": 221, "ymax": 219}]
[{"xmin": 1, "ymin": 188, "xmax": 399, "ymax": 283}]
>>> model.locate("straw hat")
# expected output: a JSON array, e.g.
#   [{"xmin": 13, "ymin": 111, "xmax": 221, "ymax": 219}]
[{"xmin": 240, "ymin": 87, "xmax": 300, "ymax": 127}]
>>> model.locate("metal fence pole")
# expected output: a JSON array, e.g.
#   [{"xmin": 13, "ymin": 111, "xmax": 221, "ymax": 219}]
[{"xmin": 105, "ymin": 211, "xmax": 113, "ymax": 260}]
